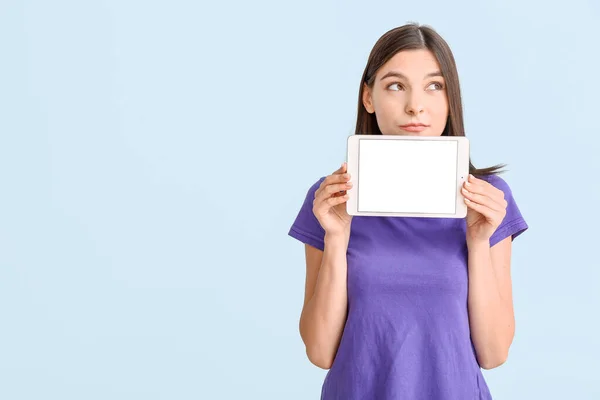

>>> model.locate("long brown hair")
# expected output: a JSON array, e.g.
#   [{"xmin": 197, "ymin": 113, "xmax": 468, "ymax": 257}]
[{"xmin": 355, "ymin": 23, "xmax": 505, "ymax": 176}]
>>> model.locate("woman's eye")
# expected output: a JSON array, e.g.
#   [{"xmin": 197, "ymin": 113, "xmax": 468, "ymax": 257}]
[
  {"xmin": 427, "ymin": 82, "xmax": 444, "ymax": 90},
  {"xmin": 388, "ymin": 82, "xmax": 444, "ymax": 91}
]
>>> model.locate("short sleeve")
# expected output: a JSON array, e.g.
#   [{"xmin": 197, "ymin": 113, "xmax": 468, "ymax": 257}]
[
  {"xmin": 484, "ymin": 174, "xmax": 529, "ymax": 248},
  {"xmin": 287, "ymin": 176, "xmax": 327, "ymax": 251}
]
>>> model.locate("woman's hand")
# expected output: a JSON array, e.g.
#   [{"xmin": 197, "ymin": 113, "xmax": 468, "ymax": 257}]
[
  {"xmin": 312, "ymin": 162, "xmax": 353, "ymax": 238},
  {"xmin": 461, "ymin": 174, "xmax": 508, "ymax": 244}
]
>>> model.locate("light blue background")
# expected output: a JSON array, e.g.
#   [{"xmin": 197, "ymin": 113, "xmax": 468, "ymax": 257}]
[{"xmin": 1, "ymin": 0, "xmax": 598, "ymax": 399}]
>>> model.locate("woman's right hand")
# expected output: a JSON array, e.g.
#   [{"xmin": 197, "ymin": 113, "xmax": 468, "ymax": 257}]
[{"xmin": 312, "ymin": 162, "xmax": 353, "ymax": 238}]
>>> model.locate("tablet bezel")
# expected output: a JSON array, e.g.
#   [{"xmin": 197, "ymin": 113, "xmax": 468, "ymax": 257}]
[{"xmin": 345, "ymin": 134, "xmax": 470, "ymax": 218}]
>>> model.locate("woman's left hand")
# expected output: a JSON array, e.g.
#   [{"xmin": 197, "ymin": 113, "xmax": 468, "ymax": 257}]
[{"xmin": 461, "ymin": 174, "xmax": 507, "ymax": 244}]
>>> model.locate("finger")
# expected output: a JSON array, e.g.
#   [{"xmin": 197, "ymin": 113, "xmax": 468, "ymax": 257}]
[
  {"xmin": 330, "ymin": 188, "xmax": 346, "ymax": 198},
  {"xmin": 466, "ymin": 174, "xmax": 496, "ymax": 193},
  {"xmin": 318, "ymin": 163, "xmax": 345, "ymax": 197},
  {"xmin": 330, "ymin": 178, "xmax": 352, "ymax": 193},
  {"xmin": 333, "ymin": 161, "xmax": 347, "ymax": 175},
  {"xmin": 317, "ymin": 172, "xmax": 351, "ymax": 198},
  {"xmin": 465, "ymin": 175, "xmax": 488, "ymax": 192},
  {"xmin": 328, "ymin": 172, "xmax": 350, "ymax": 184},
  {"xmin": 464, "ymin": 197, "xmax": 503, "ymax": 220},
  {"xmin": 327, "ymin": 192, "xmax": 350, "ymax": 205},
  {"xmin": 313, "ymin": 191, "xmax": 350, "ymax": 215},
  {"xmin": 464, "ymin": 195, "xmax": 506, "ymax": 225},
  {"xmin": 461, "ymin": 187, "xmax": 504, "ymax": 212},
  {"xmin": 467, "ymin": 174, "xmax": 505, "ymax": 199},
  {"xmin": 332, "ymin": 179, "xmax": 352, "ymax": 197},
  {"xmin": 464, "ymin": 179, "xmax": 505, "ymax": 209},
  {"xmin": 316, "ymin": 181, "xmax": 352, "ymax": 204},
  {"xmin": 464, "ymin": 197, "xmax": 484, "ymax": 213}
]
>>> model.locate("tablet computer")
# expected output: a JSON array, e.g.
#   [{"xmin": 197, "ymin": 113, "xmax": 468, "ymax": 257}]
[{"xmin": 346, "ymin": 135, "xmax": 470, "ymax": 218}]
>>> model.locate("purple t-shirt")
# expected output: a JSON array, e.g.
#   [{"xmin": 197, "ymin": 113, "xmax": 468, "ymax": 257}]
[{"xmin": 288, "ymin": 173, "xmax": 528, "ymax": 400}]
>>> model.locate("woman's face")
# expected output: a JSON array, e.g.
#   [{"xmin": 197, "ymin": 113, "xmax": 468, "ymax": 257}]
[{"xmin": 362, "ymin": 49, "xmax": 449, "ymax": 136}]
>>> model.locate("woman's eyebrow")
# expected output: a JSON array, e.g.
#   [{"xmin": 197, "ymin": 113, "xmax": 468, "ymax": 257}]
[{"xmin": 379, "ymin": 71, "xmax": 443, "ymax": 81}]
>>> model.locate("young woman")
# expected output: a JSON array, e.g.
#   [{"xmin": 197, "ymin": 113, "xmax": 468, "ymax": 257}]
[{"xmin": 288, "ymin": 23, "xmax": 529, "ymax": 399}]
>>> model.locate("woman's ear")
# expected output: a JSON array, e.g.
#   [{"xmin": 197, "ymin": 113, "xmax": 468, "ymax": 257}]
[{"xmin": 362, "ymin": 83, "xmax": 375, "ymax": 114}]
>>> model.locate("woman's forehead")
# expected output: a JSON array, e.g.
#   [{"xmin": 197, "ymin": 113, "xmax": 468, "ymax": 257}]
[{"xmin": 380, "ymin": 49, "xmax": 441, "ymax": 76}]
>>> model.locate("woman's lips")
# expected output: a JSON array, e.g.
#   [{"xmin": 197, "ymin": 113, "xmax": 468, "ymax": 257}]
[{"xmin": 399, "ymin": 125, "xmax": 427, "ymax": 132}]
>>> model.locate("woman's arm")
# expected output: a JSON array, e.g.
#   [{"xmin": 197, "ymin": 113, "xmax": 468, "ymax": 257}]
[
  {"xmin": 467, "ymin": 236, "xmax": 515, "ymax": 369},
  {"xmin": 299, "ymin": 232, "xmax": 350, "ymax": 369}
]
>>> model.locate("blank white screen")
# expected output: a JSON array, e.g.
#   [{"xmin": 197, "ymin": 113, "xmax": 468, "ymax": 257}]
[{"xmin": 357, "ymin": 138, "xmax": 458, "ymax": 214}]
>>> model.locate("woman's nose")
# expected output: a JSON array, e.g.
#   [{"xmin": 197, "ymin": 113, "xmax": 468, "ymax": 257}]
[{"xmin": 405, "ymin": 93, "xmax": 425, "ymax": 115}]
